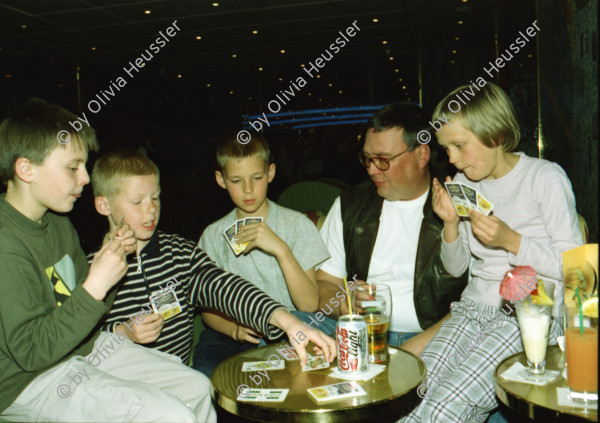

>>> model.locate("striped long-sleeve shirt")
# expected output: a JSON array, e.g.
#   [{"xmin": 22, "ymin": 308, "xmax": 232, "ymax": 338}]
[{"xmin": 87, "ymin": 231, "xmax": 285, "ymax": 364}]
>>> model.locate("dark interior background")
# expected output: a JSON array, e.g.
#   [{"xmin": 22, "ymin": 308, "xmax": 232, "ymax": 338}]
[{"xmin": 0, "ymin": 0, "xmax": 597, "ymax": 252}]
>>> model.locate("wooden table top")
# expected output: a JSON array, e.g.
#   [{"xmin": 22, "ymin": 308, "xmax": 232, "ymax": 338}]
[
  {"xmin": 494, "ymin": 345, "xmax": 598, "ymax": 422},
  {"xmin": 210, "ymin": 342, "xmax": 425, "ymax": 423}
]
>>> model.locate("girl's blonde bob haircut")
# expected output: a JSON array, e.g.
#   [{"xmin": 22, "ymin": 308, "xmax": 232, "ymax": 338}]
[{"xmin": 432, "ymin": 82, "xmax": 520, "ymax": 151}]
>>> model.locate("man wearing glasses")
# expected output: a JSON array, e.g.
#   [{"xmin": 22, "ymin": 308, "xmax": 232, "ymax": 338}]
[{"xmin": 316, "ymin": 102, "xmax": 467, "ymax": 355}]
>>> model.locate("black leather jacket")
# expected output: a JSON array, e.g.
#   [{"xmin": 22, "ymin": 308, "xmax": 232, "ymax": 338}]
[{"xmin": 340, "ymin": 177, "xmax": 467, "ymax": 330}]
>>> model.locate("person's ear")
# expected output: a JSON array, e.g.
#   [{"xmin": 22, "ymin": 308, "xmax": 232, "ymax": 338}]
[
  {"xmin": 267, "ymin": 163, "xmax": 276, "ymax": 183},
  {"xmin": 215, "ymin": 170, "xmax": 227, "ymax": 189},
  {"xmin": 416, "ymin": 144, "xmax": 430, "ymax": 169},
  {"xmin": 95, "ymin": 196, "xmax": 112, "ymax": 217},
  {"xmin": 14, "ymin": 158, "xmax": 35, "ymax": 183}
]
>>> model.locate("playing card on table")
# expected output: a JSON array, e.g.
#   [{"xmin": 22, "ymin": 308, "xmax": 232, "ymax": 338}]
[
  {"xmin": 241, "ymin": 360, "xmax": 285, "ymax": 372},
  {"xmin": 275, "ymin": 345, "xmax": 299, "ymax": 360},
  {"xmin": 302, "ymin": 355, "xmax": 330, "ymax": 372},
  {"xmin": 243, "ymin": 217, "xmax": 263, "ymax": 225},
  {"xmin": 444, "ymin": 182, "xmax": 470, "ymax": 217},
  {"xmin": 237, "ymin": 388, "xmax": 289, "ymax": 402},
  {"xmin": 307, "ymin": 382, "xmax": 367, "ymax": 403}
]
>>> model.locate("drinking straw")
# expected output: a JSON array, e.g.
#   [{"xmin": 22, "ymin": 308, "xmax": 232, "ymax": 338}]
[
  {"xmin": 575, "ymin": 287, "xmax": 584, "ymax": 335},
  {"xmin": 344, "ymin": 277, "xmax": 353, "ymax": 316}
]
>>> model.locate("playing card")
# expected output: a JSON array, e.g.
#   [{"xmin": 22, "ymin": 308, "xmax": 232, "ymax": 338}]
[
  {"xmin": 302, "ymin": 355, "xmax": 330, "ymax": 372},
  {"xmin": 149, "ymin": 288, "xmax": 182, "ymax": 321},
  {"xmin": 237, "ymin": 388, "xmax": 289, "ymax": 402},
  {"xmin": 223, "ymin": 223, "xmax": 244, "ymax": 256},
  {"xmin": 243, "ymin": 217, "xmax": 263, "ymax": 225},
  {"xmin": 476, "ymin": 192, "xmax": 494, "ymax": 215},
  {"xmin": 307, "ymin": 382, "xmax": 367, "ymax": 402},
  {"xmin": 459, "ymin": 184, "xmax": 478, "ymax": 209},
  {"xmin": 241, "ymin": 360, "xmax": 285, "ymax": 372},
  {"xmin": 275, "ymin": 345, "xmax": 299, "ymax": 360},
  {"xmin": 444, "ymin": 182, "xmax": 470, "ymax": 217},
  {"xmin": 235, "ymin": 219, "xmax": 246, "ymax": 232}
]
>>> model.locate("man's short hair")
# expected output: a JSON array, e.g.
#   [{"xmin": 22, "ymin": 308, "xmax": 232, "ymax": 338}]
[
  {"xmin": 432, "ymin": 82, "xmax": 520, "ymax": 151},
  {"xmin": 366, "ymin": 102, "xmax": 436, "ymax": 154},
  {"xmin": 0, "ymin": 98, "xmax": 98, "ymax": 184},
  {"xmin": 216, "ymin": 132, "xmax": 272, "ymax": 172},
  {"xmin": 92, "ymin": 150, "xmax": 160, "ymax": 199}
]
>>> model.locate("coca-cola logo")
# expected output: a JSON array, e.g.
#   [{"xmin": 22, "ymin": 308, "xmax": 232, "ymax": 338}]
[{"xmin": 337, "ymin": 326, "xmax": 360, "ymax": 371}]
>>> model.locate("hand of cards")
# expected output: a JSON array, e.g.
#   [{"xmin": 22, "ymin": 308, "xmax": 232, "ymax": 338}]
[
  {"xmin": 444, "ymin": 182, "xmax": 494, "ymax": 217},
  {"xmin": 223, "ymin": 217, "xmax": 263, "ymax": 255}
]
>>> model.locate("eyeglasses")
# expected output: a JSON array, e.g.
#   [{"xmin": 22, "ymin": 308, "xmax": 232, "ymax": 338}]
[{"xmin": 358, "ymin": 149, "xmax": 410, "ymax": 171}]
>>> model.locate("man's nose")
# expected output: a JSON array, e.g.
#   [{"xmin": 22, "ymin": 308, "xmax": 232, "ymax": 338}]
[{"xmin": 366, "ymin": 161, "xmax": 381, "ymax": 176}]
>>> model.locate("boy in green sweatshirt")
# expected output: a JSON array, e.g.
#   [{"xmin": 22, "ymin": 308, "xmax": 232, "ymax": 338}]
[{"xmin": 0, "ymin": 99, "xmax": 334, "ymax": 422}]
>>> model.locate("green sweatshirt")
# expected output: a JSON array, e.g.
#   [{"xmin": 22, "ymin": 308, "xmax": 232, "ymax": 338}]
[{"xmin": 0, "ymin": 194, "xmax": 112, "ymax": 412}]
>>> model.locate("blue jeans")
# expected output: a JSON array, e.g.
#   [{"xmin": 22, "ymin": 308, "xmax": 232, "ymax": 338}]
[{"xmin": 387, "ymin": 331, "xmax": 420, "ymax": 347}]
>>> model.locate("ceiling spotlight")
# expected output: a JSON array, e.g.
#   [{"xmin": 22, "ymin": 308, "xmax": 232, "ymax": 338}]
[
  {"xmin": 454, "ymin": 36, "xmax": 460, "ymax": 41},
  {"xmin": 206, "ymin": 83, "xmax": 211, "ymax": 87},
  {"xmin": 389, "ymin": 57, "xmax": 394, "ymax": 61},
  {"xmin": 5, "ymin": 74, "xmax": 13, "ymax": 78},
  {"xmin": 280, "ymin": 49, "xmax": 286, "ymax": 54},
  {"xmin": 177, "ymin": 74, "xmax": 182, "ymax": 78},
  {"xmin": 308, "ymin": 93, "xmax": 312, "ymax": 96},
  {"xmin": 196, "ymin": 35, "xmax": 202, "ymax": 40},
  {"xmin": 398, "ymin": 78, "xmax": 403, "ymax": 81},
  {"xmin": 229, "ymin": 91, "xmax": 234, "ymax": 94},
  {"xmin": 258, "ymin": 67, "xmax": 263, "ymax": 71},
  {"xmin": 328, "ymin": 83, "xmax": 332, "ymax": 87},
  {"xmin": 316, "ymin": 74, "xmax": 321, "ymax": 78},
  {"xmin": 318, "ymin": 98, "xmax": 323, "ymax": 102},
  {"xmin": 450, "ymin": 60, "xmax": 455, "ymax": 64},
  {"xmin": 372, "ymin": 18, "xmax": 379, "ymax": 23},
  {"xmin": 402, "ymin": 86, "xmax": 406, "ymax": 89},
  {"xmin": 278, "ymin": 77, "xmax": 283, "ymax": 81},
  {"xmin": 458, "ymin": 20, "xmax": 464, "ymax": 24},
  {"xmin": 338, "ymin": 90, "xmax": 342, "ymax": 94},
  {"xmin": 249, "ymin": 97, "xmax": 252, "ymax": 100},
  {"xmin": 452, "ymin": 50, "xmax": 457, "ymax": 54},
  {"xmin": 301, "ymin": 64, "xmax": 305, "ymax": 67},
  {"xmin": 252, "ymin": 30, "xmax": 258, "ymax": 34},
  {"xmin": 144, "ymin": 10, "xmax": 151, "ymax": 14},
  {"xmin": 528, "ymin": 54, "xmax": 532, "ymax": 58},
  {"xmin": 382, "ymin": 40, "xmax": 388, "ymax": 45},
  {"xmin": 232, "ymin": 54, "xmax": 237, "ymax": 58},
  {"xmin": 91, "ymin": 46, "xmax": 96, "ymax": 51},
  {"xmin": 21, "ymin": 24, "xmax": 27, "ymax": 29},
  {"xmin": 212, "ymin": 2, "xmax": 219, "ymax": 6},
  {"xmin": 394, "ymin": 69, "xmax": 399, "ymax": 72}
]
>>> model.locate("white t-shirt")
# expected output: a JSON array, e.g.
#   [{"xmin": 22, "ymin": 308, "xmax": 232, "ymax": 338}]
[{"xmin": 318, "ymin": 189, "xmax": 429, "ymax": 332}]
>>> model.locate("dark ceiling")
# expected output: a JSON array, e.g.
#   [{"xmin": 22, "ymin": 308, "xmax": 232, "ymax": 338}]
[{"xmin": 1, "ymin": 0, "xmax": 535, "ymax": 117}]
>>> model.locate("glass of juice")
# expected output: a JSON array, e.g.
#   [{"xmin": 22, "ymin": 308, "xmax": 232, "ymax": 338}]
[
  {"xmin": 565, "ymin": 306, "xmax": 598, "ymax": 402},
  {"xmin": 351, "ymin": 283, "xmax": 392, "ymax": 363},
  {"xmin": 515, "ymin": 285, "xmax": 554, "ymax": 375}
]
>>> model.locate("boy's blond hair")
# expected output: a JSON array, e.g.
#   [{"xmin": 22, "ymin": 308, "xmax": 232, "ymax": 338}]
[
  {"xmin": 216, "ymin": 132, "xmax": 272, "ymax": 172},
  {"xmin": 432, "ymin": 82, "xmax": 520, "ymax": 151},
  {"xmin": 92, "ymin": 150, "xmax": 159, "ymax": 199},
  {"xmin": 0, "ymin": 98, "xmax": 98, "ymax": 184}
]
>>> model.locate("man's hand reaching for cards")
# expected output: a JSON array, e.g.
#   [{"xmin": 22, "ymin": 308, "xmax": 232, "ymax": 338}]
[
  {"xmin": 269, "ymin": 309, "xmax": 336, "ymax": 366},
  {"xmin": 469, "ymin": 210, "xmax": 521, "ymax": 255}
]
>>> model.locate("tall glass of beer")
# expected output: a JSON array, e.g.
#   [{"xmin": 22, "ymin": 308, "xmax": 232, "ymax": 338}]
[{"xmin": 352, "ymin": 283, "xmax": 392, "ymax": 363}]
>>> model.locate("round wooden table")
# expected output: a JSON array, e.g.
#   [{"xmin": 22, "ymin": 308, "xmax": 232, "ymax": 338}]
[
  {"xmin": 494, "ymin": 345, "xmax": 598, "ymax": 422},
  {"xmin": 210, "ymin": 343, "xmax": 425, "ymax": 422}
]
